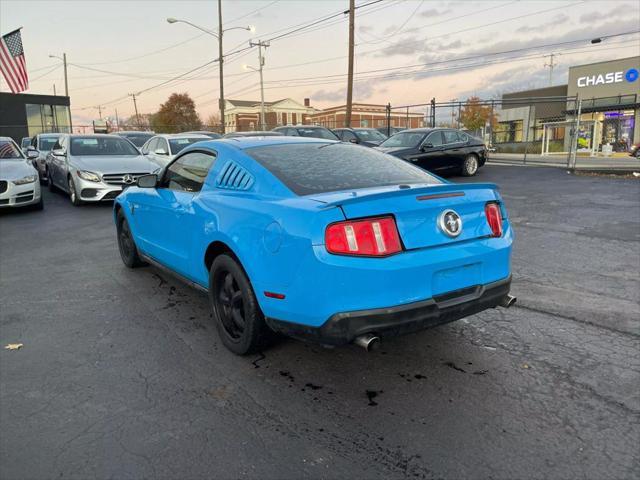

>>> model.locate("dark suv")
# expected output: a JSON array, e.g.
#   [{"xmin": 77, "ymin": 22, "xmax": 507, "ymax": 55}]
[
  {"xmin": 333, "ymin": 128, "xmax": 387, "ymax": 147},
  {"xmin": 375, "ymin": 128, "xmax": 487, "ymax": 176}
]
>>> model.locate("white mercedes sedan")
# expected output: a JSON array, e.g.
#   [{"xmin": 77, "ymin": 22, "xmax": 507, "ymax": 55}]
[{"xmin": 0, "ymin": 136, "xmax": 43, "ymax": 210}]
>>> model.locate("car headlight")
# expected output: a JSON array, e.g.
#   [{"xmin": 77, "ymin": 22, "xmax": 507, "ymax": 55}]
[
  {"xmin": 12, "ymin": 174, "xmax": 37, "ymax": 185},
  {"xmin": 76, "ymin": 170, "xmax": 101, "ymax": 182}
]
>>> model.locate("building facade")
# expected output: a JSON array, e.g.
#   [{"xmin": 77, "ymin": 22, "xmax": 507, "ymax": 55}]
[
  {"xmin": 0, "ymin": 92, "xmax": 71, "ymax": 143},
  {"xmin": 223, "ymin": 98, "xmax": 316, "ymax": 132},
  {"xmin": 498, "ymin": 56, "xmax": 639, "ymax": 154},
  {"xmin": 308, "ymin": 103, "xmax": 424, "ymax": 129}
]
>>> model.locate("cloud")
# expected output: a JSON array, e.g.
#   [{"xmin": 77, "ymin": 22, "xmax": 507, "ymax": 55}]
[
  {"xmin": 579, "ymin": 3, "xmax": 631, "ymax": 22},
  {"xmin": 516, "ymin": 14, "xmax": 569, "ymax": 33},
  {"xmin": 359, "ymin": 24, "xmax": 375, "ymax": 34},
  {"xmin": 311, "ymin": 80, "xmax": 378, "ymax": 104},
  {"xmin": 419, "ymin": 7, "xmax": 452, "ymax": 18}
]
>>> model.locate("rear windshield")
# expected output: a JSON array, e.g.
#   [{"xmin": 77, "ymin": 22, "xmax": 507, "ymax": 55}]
[
  {"xmin": 70, "ymin": 137, "xmax": 139, "ymax": 156},
  {"xmin": 295, "ymin": 128, "xmax": 339, "ymax": 140},
  {"xmin": 246, "ymin": 143, "xmax": 441, "ymax": 195},
  {"xmin": 169, "ymin": 137, "xmax": 208, "ymax": 154},
  {"xmin": 355, "ymin": 129, "xmax": 387, "ymax": 141},
  {"xmin": 379, "ymin": 132, "xmax": 427, "ymax": 148},
  {"xmin": 122, "ymin": 134, "xmax": 153, "ymax": 147},
  {"xmin": 38, "ymin": 136, "xmax": 60, "ymax": 151}
]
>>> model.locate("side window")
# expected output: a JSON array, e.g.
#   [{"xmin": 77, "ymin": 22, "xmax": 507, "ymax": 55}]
[
  {"xmin": 160, "ymin": 151, "xmax": 217, "ymax": 193},
  {"xmin": 342, "ymin": 130, "xmax": 357, "ymax": 142},
  {"xmin": 425, "ymin": 131, "xmax": 443, "ymax": 146},
  {"xmin": 147, "ymin": 138, "xmax": 159, "ymax": 153},
  {"xmin": 287, "ymin": 128, "xmax": 300, "ymax": 136},
  {"xmin": 443, "ymin": 130, "xmax": 459, "ymax": 144},
  {"xmin": 31, "ymin": 136, "xmax": 37, "ymax": 148},
  {"xmin": 457, "ymin": 132, "xmax": 469, "ymax": 142}
]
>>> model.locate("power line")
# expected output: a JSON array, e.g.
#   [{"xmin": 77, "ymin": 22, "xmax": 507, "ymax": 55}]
[{"xmin": 224, "ymin": 0, "xmax": 280, "ymax": 25}]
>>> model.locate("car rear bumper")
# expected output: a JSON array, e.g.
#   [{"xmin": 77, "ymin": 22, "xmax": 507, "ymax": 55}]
[{"xmin": 265, "ymin": 276, "xmax": 512, "ymax": 346}]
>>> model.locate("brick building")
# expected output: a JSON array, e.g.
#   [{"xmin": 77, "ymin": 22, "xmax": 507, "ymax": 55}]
[
  {"xmin": 308, "ymin": 103, "xmax": 425, "ymax": 129},
  {"xmin": 223, "ymin": 98, "xmax": 316, "ymax": 132}
]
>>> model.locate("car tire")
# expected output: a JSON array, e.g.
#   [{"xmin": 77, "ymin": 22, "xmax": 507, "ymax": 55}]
[
  {"xmin": 68, "ymin": 176, "xmax": 83, "ymax": 206},
  {"xmin": 209, "ymin": 254, "xmax": 272, "ymax": 355},
  {"xmin": 116, "ymin": 210, "xmax": 146, "ymax": 268},
  {"xmin": 461, "ymin": 154, "xmax": 479, "ymax": 177}
]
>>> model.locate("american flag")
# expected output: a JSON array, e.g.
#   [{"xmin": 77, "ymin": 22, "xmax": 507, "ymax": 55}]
[{"xmin": 0, "ymin": 29, "xmax": 28, "ymax": 93}]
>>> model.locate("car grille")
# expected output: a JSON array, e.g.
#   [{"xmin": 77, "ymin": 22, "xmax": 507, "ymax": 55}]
[
  {"xmin": 0, "ymin": 199, "xmax": 8, "ymax": 205},
  {"xmin": 102, "ymin": 173, "xmax": 149, "ymax": 186},
  {"xmin": 0, "ymin": 181, "xmax": 7, "ymax": 194}
]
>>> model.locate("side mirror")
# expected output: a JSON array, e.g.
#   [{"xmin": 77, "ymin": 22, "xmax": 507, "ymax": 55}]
[
  {"xmin": 420, "ymin": 142, "xmax": 434, "ymax": 151},
  {"xmin": 137, "ymin": 174, "xmax": 158, "ymax": 188},
  {"xmin": 52, "ymin": 148, "xmax": 66, "ymax": 157},
  {"xmin": 26, "ymin": 149, "xmax": 39, "ymax": 160},
  {"xmin": 154, "ymin": 148, "xmax": 168, "ymax": 155}
]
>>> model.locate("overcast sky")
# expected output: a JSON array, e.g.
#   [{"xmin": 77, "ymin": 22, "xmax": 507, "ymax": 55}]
[{"xmin": 1, "ymin": 0, "xmax": 638, "ymax": 125}]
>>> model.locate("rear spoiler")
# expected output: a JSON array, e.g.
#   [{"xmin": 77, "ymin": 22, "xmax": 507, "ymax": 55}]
[{"xmin": 314, "ymin": 183, "xmax": 501, "ymax": 209}]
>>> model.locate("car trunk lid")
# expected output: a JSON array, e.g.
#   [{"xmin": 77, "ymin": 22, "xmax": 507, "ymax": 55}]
[{"xmin": 308, "ymin": 183, "xmax": 501, "ymax": 250}]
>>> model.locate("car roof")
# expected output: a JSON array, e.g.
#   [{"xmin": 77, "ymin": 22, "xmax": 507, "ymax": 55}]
[
  {"xmin": 37, "ymin": 133, "xmax": 62, "ymax": 137},
  {"xmin": 207, "ymin": 135, "xmax": 337, "ymax": 150},
  {"xmin": 116, "ymin": 131, "xmax": 154, "ymax": 135},
  {"xmin": 156, "ymin": 133, "xmax": 211, "ymax": 139},
  {"xmin": 275, "ymin": 125, "xmax": 329, "ymax": 129}
]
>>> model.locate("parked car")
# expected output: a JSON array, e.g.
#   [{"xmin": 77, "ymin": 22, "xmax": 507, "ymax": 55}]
[
  {"xmin": 20, "ymin": 137, "xmax": 31, "ymax": 152},
  {"xmin": 47, "ymin": 134, "xmax": 160, "ymax": 206},
  {"xmin": 183, "ymin": 131, "xmax": 222, "ymax": 139},
  {"xmin": 224, "ymin": 131, "xmax": 283, "ymax": 138},
  {"xmin": 376, "ymin": 126, "xmax": 404, "ymax": 136},
  {"xmin": 333, "ymin": 127, "xmax": 387, "ymax": 147},
  {"xmin": 272, "ymin": 125, "xmax": 339, "ymax": 140},
  {"xmin": 0, "ymin": 137, "xmax": 43, "ymax": 210},
  {"xmin": 376, "ymin": 128, "xmax": 487, "ymax": 176},
  {"xmin": 141, "ymin": 134, "xmax": 210, "ymax": 167},
  {"xmin": 114, "ymin": 136, "xmax": 514, "ymax": 355},
  {"xmin": 26, "ymin": 133, "xmax": 62, "ymax": 184},
  {"xmin": 629, "ymin": 143, "xmax": 640, "ymax": 158},
  {"xmin": 112, "ymin": 131, "xmax": 155, "ymax": 148}
]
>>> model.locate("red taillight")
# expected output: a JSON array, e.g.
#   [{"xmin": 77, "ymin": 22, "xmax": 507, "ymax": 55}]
[
  {"xmin": 485, "ymin": 202, "xmax": 503, "ymax": 237},
  {"xmin": 325, "ymin": 216, "xmax": 402, "ymax": 257}
]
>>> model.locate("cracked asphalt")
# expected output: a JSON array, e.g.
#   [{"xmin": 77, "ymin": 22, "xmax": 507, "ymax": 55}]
[{"xmin": 1, "ymin": 165, "xmax": 639, "ymax": 479}]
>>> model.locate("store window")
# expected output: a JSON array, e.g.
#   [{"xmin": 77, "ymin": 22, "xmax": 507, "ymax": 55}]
[{"xmin": 25, "ymin": 103, "xmax": 71, "ymax": 136}]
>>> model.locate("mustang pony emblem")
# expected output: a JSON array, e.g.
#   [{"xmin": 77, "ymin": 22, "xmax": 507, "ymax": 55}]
[{"xmin": 439, "ymin": 209, "xmax": 462, "ymax": 237}]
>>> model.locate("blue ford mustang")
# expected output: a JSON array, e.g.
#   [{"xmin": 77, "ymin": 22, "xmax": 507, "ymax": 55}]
[{"xmin": 114, "ymin": 136, "xmax": 515, "ymax": 355}]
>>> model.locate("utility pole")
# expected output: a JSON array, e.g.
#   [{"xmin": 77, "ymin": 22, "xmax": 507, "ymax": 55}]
[
  {"xmin": 218, "ymin": 0, "xmax": 225, "ymax": 134},
  {"xmin": 544, "ymin": 53, "xmax": 557, "ymax": 86},
  {"xmin": 62, "ymin": 53, "xmax": 69, "ymax": 97},
  {"xmin": 345, "ymin": 0, "xmax": 355, "ymax": 127},
  {"xmin": 450, "ymin": 98, "xmax": 457, "ymax": 128},
  {"xmin": 249, "ymin": 40, "xmax": 270, "ymax": 130},
  {"xmin": 53, "ymin": 84, "xmax": 56, "ymax": 96},
  {"xmin": 96, "ymin": 105, "xmax": 103, "ymax": 120},
  {"xmin": 128, "ymin": 93, "xmax": 141, "ymax": 128},
  {"xmin": 115, "ymin": 108, "xmax": 120, "ymax": 132}
]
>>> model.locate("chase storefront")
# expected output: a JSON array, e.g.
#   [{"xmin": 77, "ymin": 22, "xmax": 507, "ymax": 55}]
[{"xmin": 567, "ymin": 56, "xmax": 639, "ymax": 153}]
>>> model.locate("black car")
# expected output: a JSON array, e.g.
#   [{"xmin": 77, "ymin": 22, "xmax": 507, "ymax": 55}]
[
  {"xmin": 113, "ymin": 131, "xmax": 155, "ymax": 148},
  {"xmin": 272, "ymin": 125, "xmax": 339, "ymax": 140},
  {"xmin": 224, "ymin": 131, "xmax": 283, "ymax": 138},
  {"xmin": 375, "ymin": 128, "xmax": 487, "ymax": 176},
  {"xmin": 333, "ymin": 127, "xmax": 387, "ymax": 147}
]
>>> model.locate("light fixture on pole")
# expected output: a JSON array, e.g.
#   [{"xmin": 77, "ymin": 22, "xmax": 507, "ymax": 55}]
[{"xmin": 166, "ymin": 15, "xmax": 255, "ymax": 134}]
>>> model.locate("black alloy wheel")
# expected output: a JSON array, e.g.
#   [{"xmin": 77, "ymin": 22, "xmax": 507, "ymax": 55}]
[
  {"xmin": 116, "ymin": 210, "xmax": 146, "ymax": 268},
  {"xmin": 209, "ymin": 254, "xmax": 272, "ymax": 355}
]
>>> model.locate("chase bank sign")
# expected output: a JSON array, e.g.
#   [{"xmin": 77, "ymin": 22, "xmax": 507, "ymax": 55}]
[{"xmin": 577, "ymin": 68, "xmax": 639, "ymax": 88}]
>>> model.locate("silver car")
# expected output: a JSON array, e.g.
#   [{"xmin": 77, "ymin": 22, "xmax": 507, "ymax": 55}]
[
  {"xmin": 141, "ymin": 133, "xmax": 210, "ymax": 167},
  {"xmin": 47, "ymin": 134, "xmax": 160, "ymax": 206},
  {"xmin": 0, "ymin": 137, "xmax": 43, "ymax": 210},
  {"xmin": 26, "ymin": 133, "xmax": 62, "ymax": 184}
]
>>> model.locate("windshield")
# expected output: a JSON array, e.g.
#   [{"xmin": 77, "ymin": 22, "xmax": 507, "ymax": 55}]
[
  {"xmin": 21, "ymin": 138, "xmax": 30, "ymax": 148},
  {"xmin": 295, "ymin": 128, "xmax": 339, "ymax": 140},
  {"xmin": 355, "ymin": 129, "xmax": 387, "ymax": 141},
  {"xmin": 38, "ymin": 136, "xmax": 60, "ymax": 151},
  {"xmin": 169, "ymin": 137, "xmax": 208, "ymax": 154},
  {"xmin": 70, "ymin": 136, "xmax": 139, "ymax": 156},
  {"xmin": 379, "ymin": 132, "xmax": 427, "ymax": 148},
  {"xmin": 0, "ymin": 140, "xmax": 24, "ymax": 159},
  {"xmin": 122, "ymin": 133, "xmax": 153, "ymax": 147},
  {"xmin": 246, "ymin": 143, "xmax": 441, "ymax": 196}
]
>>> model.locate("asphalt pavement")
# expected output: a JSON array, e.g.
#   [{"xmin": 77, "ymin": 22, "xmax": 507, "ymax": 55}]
[{"xmin": 1, "ymin": 165, "xmax": 639, "ymax": 479}]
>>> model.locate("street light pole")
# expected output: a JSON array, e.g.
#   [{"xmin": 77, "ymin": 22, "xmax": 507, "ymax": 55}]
[
  {"xmin": 248, "ymin": 40, "xmax": 270, "ymax": 130},
  {"xmin": 166, "ymin": 15, "xmax": 254, "ymax": 135},
  {"xmin": 218, "ymin": 0, "xmax": 225, "ymax": 134},
  {"xmin": 49, "ymin": 53, "xmax": 71, "ymax": 131}
]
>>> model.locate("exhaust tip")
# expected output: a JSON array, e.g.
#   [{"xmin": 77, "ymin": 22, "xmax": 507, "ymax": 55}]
[
  {"xmin": 354, "ymin": 334, "xmax": 380, "ymax": 352},
  {"xmin": 500, "ymin": 295, "xmax": 517, "ymax": 308}
]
